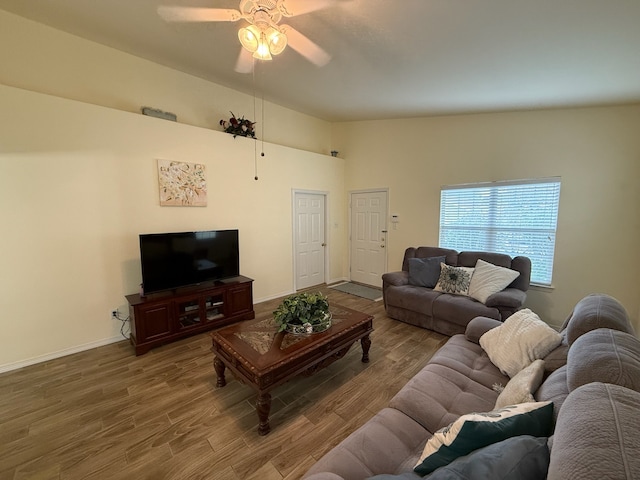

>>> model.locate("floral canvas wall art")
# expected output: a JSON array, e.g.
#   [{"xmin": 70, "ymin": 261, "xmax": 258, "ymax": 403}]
[{"xmin": 157, "ymin": 159, "xmax": 207, "ymax": 207}]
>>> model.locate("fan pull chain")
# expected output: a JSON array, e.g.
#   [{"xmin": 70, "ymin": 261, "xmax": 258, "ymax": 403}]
[
  {"xmin": 261, "ymin": 85, "xmax": 265, "ymax": 160},
  {"xmin": 253, "ymin": 61, "xmax": 258, "ymax": 180}
]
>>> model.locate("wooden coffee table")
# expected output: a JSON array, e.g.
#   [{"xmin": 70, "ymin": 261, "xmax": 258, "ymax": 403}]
[{"xmin": 210, "ymin": 304, "xmax": 374, "ymax": 435}]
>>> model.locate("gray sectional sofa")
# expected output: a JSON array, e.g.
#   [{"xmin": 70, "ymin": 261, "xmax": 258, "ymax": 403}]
[
  {"xmin": 303, "ymin": 293, "xmax": 640, "ymax": 480},
  {"xmin": 382, "ymin": 247, "xmax": 531, "ymax": 337}
]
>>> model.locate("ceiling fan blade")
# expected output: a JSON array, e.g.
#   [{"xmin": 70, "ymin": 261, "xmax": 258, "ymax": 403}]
[
  {"xmin": 235, "ymin": 48, "xmax": 254, "ymax": 74},
  {"xmin": 278, "ymin": 0, "xmax": 334, "ymax": 17},
  {"xmin": 157, "ymin": 6, "xmax": 243, "ymax": 22},
  {"xmin": 280, "ymin": 25, "xmax": 331, "ymax": 67}
]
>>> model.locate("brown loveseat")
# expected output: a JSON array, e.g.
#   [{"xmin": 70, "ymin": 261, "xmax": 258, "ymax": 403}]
[
  {"xmin": 382, "ymin": 247, "xmax": 531, "ymax": 336},
  {"xmin": 303, "ymin": 293, "xmax": 640, "ymax": 480}
]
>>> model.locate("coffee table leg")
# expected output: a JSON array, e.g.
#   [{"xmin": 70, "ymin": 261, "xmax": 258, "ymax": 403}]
[
  {"xmin": 361, "ymin": 335, "xmax": 371, "ymax": 363},
  {"xmin": 256, "ymin": 392, "xmax": 272, "ymax": 436},
  {"xmin": 214, "ymin": 357, "xmax": 226, "ymax": 387}
]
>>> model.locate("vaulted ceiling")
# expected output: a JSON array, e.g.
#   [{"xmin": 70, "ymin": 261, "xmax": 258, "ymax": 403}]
[{"xmin": 2, "ymin": 0, "xmax": 640, "ymax": 121}]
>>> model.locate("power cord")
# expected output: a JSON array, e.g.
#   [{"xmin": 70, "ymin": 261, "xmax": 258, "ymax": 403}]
[{"xmin": 113, "ymin": 311, "xmax": 131, "ymax": 340}]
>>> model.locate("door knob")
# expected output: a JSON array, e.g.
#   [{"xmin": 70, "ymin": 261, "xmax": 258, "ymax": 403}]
[{"xmin": 322, "ymin": 243, "xmax": 326, "ymax": 247}]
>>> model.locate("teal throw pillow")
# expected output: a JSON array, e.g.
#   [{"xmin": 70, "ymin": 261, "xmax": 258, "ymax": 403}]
[
  {"xmin": 414, "ymin": 401, "xmax": 553, "ymax": 476},
  {"xmin": 425, "ymin": 435, "xmax": 550, "ymax": 479},
  {"xmin": 408, "ymin": 256, "xmax": 446, "ymax": 288}
]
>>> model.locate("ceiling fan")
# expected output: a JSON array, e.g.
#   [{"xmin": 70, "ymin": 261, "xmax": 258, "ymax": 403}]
[{"xmin": 158, "ymin": 0, "xmax": 333, "ymax": 73}]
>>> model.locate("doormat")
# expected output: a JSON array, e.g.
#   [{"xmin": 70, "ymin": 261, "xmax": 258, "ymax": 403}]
[{"xmin": 330, "ymin": 282, "xmax": 383, "ymax": 301}]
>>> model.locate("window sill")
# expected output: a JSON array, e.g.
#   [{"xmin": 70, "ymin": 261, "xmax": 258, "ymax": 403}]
[{"xmin": 530, "ymin": 283, "xmax": 555, "ymax": 291}]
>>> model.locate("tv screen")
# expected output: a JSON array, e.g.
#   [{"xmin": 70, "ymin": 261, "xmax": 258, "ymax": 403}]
[{"xmin": 139, "ymin": 230, "xmax": 239, "ymax": 294}]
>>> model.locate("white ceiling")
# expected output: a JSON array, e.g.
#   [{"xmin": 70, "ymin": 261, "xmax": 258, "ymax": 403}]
[{"xmin": 3, "ymin": 0, "xmax": 640, "ymax": 121}]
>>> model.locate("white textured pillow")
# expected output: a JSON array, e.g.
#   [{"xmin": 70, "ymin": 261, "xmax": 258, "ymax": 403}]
[
  {"xmin": 468, "ymin": 259, "xmax": 520, "ymax": 304},
  {"xmin": 494, "ymin": 359, "xmax": 546, "ymax": 409},
  {"xmin": 480, "ymin": 309, "xmax": 562, "ymax": 378}
]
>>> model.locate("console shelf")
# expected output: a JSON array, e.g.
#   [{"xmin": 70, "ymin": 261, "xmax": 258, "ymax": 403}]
[{"xmin": 126, "ymin": 275, "xmax": 254, "ymax": 355}]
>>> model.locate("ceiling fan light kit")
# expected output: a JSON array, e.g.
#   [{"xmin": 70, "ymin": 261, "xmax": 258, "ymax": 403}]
[
  {"xmin": 238, "ymin": 24, "xmax": 287, "ymax": 61},
  {"xmin": 159, "ymin": 0, "xmax": 332, "ymax": 71}
]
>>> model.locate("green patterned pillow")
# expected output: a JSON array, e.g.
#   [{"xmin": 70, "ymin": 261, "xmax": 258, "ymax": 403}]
[
  {"xmin": 414, "ymin": 401, "xmax": 553, "ymax": 476},
  {"xmin": 434, "ymin": 263, "xmax": 474, "ymax": 295}
]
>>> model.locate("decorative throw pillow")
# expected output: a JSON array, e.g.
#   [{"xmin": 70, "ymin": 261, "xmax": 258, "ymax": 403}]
[
  {"xmin": 468, "ymin": 259, "xmax": 520, "ymax": 304},
  {"xmin": 479, "ymin": 309, "xmax": 562, "ymax": 378},
  {"xmin": 413, "ymin": 401, "xmax": 553, "ymax": 476},
  {"xmin": 433, "ymin": 263, "xmax": 474, "ymax": 295},
  {"xmin": 424, "ymin": 435, "xmax": 550, "ymax": 480},
  {"xmin": 408, "ymin": 256, "xmax": 446, "ymax": 288},
  {"xmin": 495, "ymin": 359, "xmax": 545, "ymax": 409}
]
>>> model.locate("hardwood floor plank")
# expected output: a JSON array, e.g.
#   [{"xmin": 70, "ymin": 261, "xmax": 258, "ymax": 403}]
[{"xmin": 0, "ymin": 286, "xmax": 445, "ymax": 480}]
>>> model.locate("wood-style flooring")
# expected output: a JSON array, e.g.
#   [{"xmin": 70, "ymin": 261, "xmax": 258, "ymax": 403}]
[{"xmin": 0, "ymin": 286, "xmax": 447, "ymax": 480}]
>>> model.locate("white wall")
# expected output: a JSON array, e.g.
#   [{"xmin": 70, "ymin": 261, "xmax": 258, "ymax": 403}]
[
  {"xmin": 0, "ymin": 9, "xmax": 332, "ymax": 155},
  {"xmin": 332, "ymin": 106, "xmax": 640, "ymax": 331},
  {"xmin": 0, "ymin": 84, "xmax": 346, "ymax": 370}
]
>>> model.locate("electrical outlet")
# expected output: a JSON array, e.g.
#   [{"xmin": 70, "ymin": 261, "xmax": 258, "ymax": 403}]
[{"xmin": 111, "ymin": 310, "xmax": 118, "ymax": 319}]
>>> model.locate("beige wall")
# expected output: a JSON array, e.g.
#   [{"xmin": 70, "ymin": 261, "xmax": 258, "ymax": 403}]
[
  {"xmin": 0, "ymin": 84, "xmax": 346, "ymax": 370},
  {"xmin": 3, "ymin": 7, "xmax": 640, "ymax": 370},
  {"xmin": 0, "ymin": 9, "xmax": 332, "ymax": 155},
  {"xmin": 332, "ymin": 106, "xmax": 640, "ymax": 331}
]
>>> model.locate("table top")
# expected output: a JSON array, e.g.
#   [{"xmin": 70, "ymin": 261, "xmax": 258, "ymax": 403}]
[{"xmin": 210, "ymin": 304, "xmax": 373, "ymax": 375}]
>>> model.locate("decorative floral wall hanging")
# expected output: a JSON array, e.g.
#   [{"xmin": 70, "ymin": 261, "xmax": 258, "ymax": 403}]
[
  {"xmin": 157, "ymin": 159, "xmax": 207, "ymax": 207},
  {"xmin": 220, "ymin": 112, "xmax": 256, "ymax": 138}
]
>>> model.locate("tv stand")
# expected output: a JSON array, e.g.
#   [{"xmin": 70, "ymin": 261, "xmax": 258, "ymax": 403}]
[{"xmin": 126, "ymin": 275, "xmax": 254, "ymax": 355}]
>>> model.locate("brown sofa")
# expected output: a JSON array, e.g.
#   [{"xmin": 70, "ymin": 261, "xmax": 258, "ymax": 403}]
[
  {"xmin": 303, "ymin": 293, "xmax": 640, "ymax": 480},
  {"xmin": 382, "ymin": 247, "xmax": 532, "ymax": 336}
]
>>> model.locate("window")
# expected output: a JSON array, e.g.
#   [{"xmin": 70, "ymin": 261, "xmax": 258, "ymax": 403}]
[{"xmin": 439, "ymin": 178, "xmax": 561, "ymax": 285}]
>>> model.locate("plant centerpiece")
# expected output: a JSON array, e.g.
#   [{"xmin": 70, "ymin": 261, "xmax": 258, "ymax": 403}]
[
  {"xmin": 219, "ymin": 111, "xmax": 255, "ymax": 138},
  {"xmin": 273, "ymin": 292, "xmax": 332, "ymax": 334}
]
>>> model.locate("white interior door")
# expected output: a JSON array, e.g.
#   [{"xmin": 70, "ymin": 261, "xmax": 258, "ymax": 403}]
[
  {"xmin": 350, "ymin": 190, "xmax": 388, "ymax": 287},
  {"xmin": 294, "ymin": 192, "xmax": 326, "ymax": 290}
]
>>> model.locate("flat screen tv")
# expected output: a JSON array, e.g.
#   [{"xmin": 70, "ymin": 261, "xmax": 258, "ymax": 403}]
[{"xmin": 139, "ymin": 229, "xmax": 239, "ymax": 294}]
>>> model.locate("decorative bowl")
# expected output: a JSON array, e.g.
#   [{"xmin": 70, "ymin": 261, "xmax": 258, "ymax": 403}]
[{"xmin": 285, "ymin": 312, "xmax": 332, "ymax": 335}]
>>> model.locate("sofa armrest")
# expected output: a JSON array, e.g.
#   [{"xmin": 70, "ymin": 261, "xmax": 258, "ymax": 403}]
[
  {"xmin": 382, "ymin": 271, "xmax": 409, "ymax": 287},
  {"xmin": 465, "ymin": 316, "xmax": 503, "ymax": 344},
  {"xmin": 485, "ymin": 288, "xmax": 526, "ymax": 309}
]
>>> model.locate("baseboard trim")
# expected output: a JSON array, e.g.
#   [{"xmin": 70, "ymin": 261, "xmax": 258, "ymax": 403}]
[{"xmin": 0, "ymin": 336, "xmax": 125, "ymax": 374}]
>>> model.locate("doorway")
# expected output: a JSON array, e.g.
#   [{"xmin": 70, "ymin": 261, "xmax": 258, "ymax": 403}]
[
  {"xmin": 350, "ymin": 190, "xmax": 388, "ymax": 288},
  {"xmin": 293, "ymin": 191, "xmax": 327, "ymax": 290}
]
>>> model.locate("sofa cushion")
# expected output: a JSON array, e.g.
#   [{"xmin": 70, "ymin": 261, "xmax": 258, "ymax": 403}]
[
  {"xmin": 384, "ymin": 285, "xmax": 442, "ymax": 317},
  {"xmin": 562, "ymin": 293, "xmax": 634, "ymax": 345},
  {"xmin": 390, "ymin": 335, "xmax": 508, "ymax": 433},
  {"xmin": 408, "ymin": 256, "xmax": 446, "ymax": 288},
  {"xmin": 403, "ymin": 247, "xmax": 458, "ymax": 272},
  {"xmin": 541, "ymin": 330, "xmax": 569, "ymax": 373},
  {"xmin": 457, "ymin": 252, "xmax": 530, "ymax": 292},
  {"xmin": 548, "ymin": 382, "xmax": 640, "ymax": 480},
  {"xmin": 434, "ymin": 264, "xmax": 474, "ymax": 295},
  {"xmin": 468, "ymin": 259, "xmax": 520, "ymax": 304},
  {"xmin": 566, "ymin": 328, "xmax": 640, "ymax": 393},
  {"xmin": 432, "ymin": 294, "xmax": 500, "ymax": 327},
  {"xmin": 480, "ymin": 309, "xmax": 562, "ymax": 377},
  {"xmin": 414, "ymin": 401, "xmax": 553, "ymax": 476},
  {"xmin": 302, "ymin": 408, "xmax": 430, "ymax": 480},
  {"xmin": 534, "ymin": 365, "xmax": 569, "ymax": 424},
  {"xmin": 495, "ymin": 359, "xmax": 545, "ymax": 409}
]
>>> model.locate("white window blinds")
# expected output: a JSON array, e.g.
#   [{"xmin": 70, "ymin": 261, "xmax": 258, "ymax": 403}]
[{"xmin": 439, "ymin": 178, "xmax": 561, "ymax": 285}]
